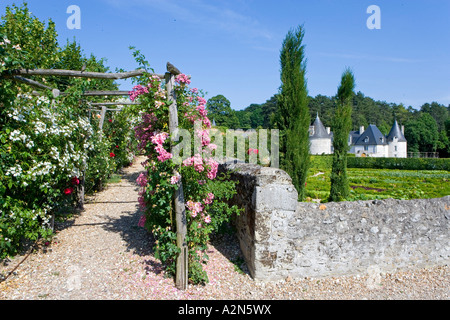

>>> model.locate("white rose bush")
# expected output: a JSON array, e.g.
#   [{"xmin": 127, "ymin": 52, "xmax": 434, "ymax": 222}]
[{"xmin": 0, "ymin": 27, "xmax": 141, "ymax": 259}]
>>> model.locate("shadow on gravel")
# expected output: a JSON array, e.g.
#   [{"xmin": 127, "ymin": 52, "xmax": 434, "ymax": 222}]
[
  {"xmin": 69, "ymin": 160, "xmax": 249, "ymax": 279},
  {"xmin": 98, "ymin": 164, "xmax": 169, "ymax": 277},
  {"xmin": 100, "ymin": 166, "xmax": 156, "ymax": 257},
  {"xmin": 210, "ymin": 230, "xmax": 251, "ymax": 277}
]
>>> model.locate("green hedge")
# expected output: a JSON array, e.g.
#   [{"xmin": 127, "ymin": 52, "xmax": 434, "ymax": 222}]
[
  {"xmin": 310, "ymin": 155, "xmax": 334, "ymax": 169},
  {"xmin": 311, "ymin": 155, "xmax": 450, "ymax": 171},
  {"xmin": 347, "ymin": 157, "xmax": 450, "ymax": 171}
]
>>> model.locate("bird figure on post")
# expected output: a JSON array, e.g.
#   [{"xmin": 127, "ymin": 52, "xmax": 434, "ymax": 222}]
[
  {"xmin": 167, "ymin": 62, "xmax": 181, "ymax": 75},
  {"xmin": 81, "ymin": 63, "xmax": 87, "ymax": 73}
]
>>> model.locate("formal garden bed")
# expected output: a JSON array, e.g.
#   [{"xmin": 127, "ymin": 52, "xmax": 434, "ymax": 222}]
[{"xmin": 305, "ymin": 156, "xmax": 450, "ymax": 202}]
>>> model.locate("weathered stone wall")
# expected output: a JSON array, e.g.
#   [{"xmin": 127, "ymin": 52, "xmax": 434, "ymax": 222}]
[{"xmin": 220, "ymin": 162, "xmax": 450, "ymax": 281}]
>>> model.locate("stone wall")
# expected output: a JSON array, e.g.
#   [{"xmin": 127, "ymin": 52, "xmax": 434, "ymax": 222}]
[{"xmin": 220, "ymin": 162, "xmax": 450, "ymax": 281}]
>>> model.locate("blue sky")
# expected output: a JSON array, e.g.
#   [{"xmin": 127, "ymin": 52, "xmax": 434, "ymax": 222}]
[{"xmin": 1, "ymin": 0, "xmax": 449, "ymax": 110}]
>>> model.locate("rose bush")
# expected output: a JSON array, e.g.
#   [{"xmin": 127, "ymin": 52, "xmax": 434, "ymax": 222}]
[
  {"xmin": 131, "ymin": 63, "xmax": 241, "ymax": 285},
  {"xmin": 0, "ymin": 90, "xmax": 141, "ymax": 258},
  {"xmin": 0, "ymin": 24, "xmax": 141, "ymax": 259},
  {"xmin": 0, "ymin": 91, "xmax": 90, "ymax": 257}
]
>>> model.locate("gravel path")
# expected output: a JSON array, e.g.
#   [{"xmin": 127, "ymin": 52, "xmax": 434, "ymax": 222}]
[{"xmin": 1, "ymin": 156, "xmax": 449, "ymax": 300}]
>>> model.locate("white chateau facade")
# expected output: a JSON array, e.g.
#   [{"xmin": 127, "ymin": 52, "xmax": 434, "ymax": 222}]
[{"xmin": 309, "ymin": 115, "xmax": 407, "ymax": 158}]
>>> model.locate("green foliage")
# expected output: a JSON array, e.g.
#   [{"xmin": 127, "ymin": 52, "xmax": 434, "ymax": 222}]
[
  {"xmin": 420, "ymin": 102, "xmax": 449, "ymax": 131},
  {"xmin": 206, "ymin": 94, "xmax": 239, "ymax": 129},
  {"xmin": 312, "ymin": 154, "xmax": 450, "ymax": 171},
  {"xmin": 329, "ymin": 69, "xmax": 355, "ymax": 202},
  {"xmin": 404, "ymin": 112, "xmax": 440, "ymax": 153},
  {"xmin": 306, "ymin": 166, "xmax": 450, "ymax": 202},
  {"xmin": 235, "ymin": 95, "xmax": 278, "ymax": 129},
  {"xmin": 308, "ymin": 155, "xmax": 450, "ymax": 202},
  {"xmin": 276, "ymin": 25, "xmax": 310, "ymax": 200},
  {"xmin": 347, "ymin": 157, "xmax": 450, "ymax": 171},
  {"xmin": 1, "ymin": 3, "xmax": 58, "ymax": 71},
  {"xmin": 0, "ymin": 3, "xmax": 139, "ymax": 259},
  {"xmin": 310, "ymin": 155, "xmax": 334, "ymax": 169}
]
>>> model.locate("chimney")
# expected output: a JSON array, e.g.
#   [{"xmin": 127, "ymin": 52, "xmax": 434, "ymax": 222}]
[
  {"xmin": 359, "ymin": 126, "xmax": 364, "ymax": 134},
  {"xmin": 326, "ymin": 127, "xmax": 331, "ymax": 135},
  {"xmin": 401, "ymin": 125, "xmax": 404, "ymax": 135}
]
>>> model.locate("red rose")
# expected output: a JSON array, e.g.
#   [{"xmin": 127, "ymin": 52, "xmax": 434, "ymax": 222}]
[
  {"xmin": 110, "ymin": 152, "xmax": 116, "ymax": 157},
  {"xmin": 115, "ymin": 145, "xmax": 119, "ymax": 148},
  {"xmin": 71, "ymin": 177, "xmax": 80, "ymax": 185},
  {"xmin": 64, "ymin": 187, "xmax": 73, "ymax": 195},
  {"xmin": 108, "ymin": 119, "xmax": 112, "ymax": 122}
]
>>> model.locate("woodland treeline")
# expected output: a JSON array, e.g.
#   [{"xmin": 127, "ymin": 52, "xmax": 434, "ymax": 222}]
[{"xmin": 206, "ymin": 92, "xmax": 450, "ymax": 157}]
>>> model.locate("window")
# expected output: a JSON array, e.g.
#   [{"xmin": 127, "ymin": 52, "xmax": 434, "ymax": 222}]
[
  {"xmin": 364, "ymin": 145, "xmax": 369, "ymax": 151},
  {"xmin": 395, "ymin": 146, "xmax": 398, "ymax": 151}
]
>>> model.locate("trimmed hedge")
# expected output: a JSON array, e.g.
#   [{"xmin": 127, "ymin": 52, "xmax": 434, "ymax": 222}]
[
  {"xmin": 310, "ymin": 155, "xmax": 334, "ymax": 169},
  {"xmin": 347, "ymin": 157, "xmax": 450, "ymax": 171},
  {"xmin": 311, "ymin": 155, "xmax": 450, "ymax": 171}
]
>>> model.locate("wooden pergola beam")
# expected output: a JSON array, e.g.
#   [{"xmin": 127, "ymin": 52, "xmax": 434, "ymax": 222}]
[
  {"xmin": 31, "ymin": 89, "xmax": 132, "ymax": 97},
  {"xmin": 89, "ymin": 107, "xmax": 124, "ymax": 112},
  {"xmin": 12, "ymin": 75, "xmax": 54, "ymax": 91},
  {"xmin": 89, "ymin": 102, "xmax": 140, "ymax": 106},
  {"xmin": 7, "ymin": 64, "xmax": 183, "ymax": 98},
  {"xmin": 78, "ymin": 90, "xmax": 131, "ymax": 96},
  {"xmin": 1, "ymin": 68, "xmax": 164, "ymax": 80}
]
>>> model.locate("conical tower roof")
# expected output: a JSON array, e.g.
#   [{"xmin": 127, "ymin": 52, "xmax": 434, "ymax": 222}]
[
  {"xmin": 310, "ymin": 114, "xmax": 330, "ymax": 139},
  {"xmin": 386, "ymin": 119, "xmax": 407, "ymax": 142}
]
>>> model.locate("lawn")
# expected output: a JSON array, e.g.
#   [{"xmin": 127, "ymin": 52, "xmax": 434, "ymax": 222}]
[{"xmin": 305, "ymin": 167, "xmax": 450, "ymax": 202}]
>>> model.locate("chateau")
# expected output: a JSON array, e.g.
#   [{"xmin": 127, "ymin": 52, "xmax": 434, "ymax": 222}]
[{"xmin": 309, "ymin": 114, "xmax": 407, "ymax": 158}]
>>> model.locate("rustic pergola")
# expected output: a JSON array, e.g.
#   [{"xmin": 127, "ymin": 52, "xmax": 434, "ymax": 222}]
[{"xmin": 1, "ymin": 63, "xmax": 189, "ymax": 290}]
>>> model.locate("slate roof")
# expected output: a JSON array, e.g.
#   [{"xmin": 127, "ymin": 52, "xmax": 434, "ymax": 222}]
[
  {"xmin": 386, "ymin": 119, "xmax": 407, "ymax": 142},
  {"xmin": 354, "ymin": 124, "xmax": 387, "ymax": 145},
  {"xmin": 349, "ymin": 129, "xmax": 363, "ymax": 145},
  {"xmin": 310, "ymin": 114, "xmax": 330, "ymax": 139}
]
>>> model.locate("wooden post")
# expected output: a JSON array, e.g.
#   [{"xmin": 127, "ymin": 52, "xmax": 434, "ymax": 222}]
[
  {"xmin": 77, "ymin": 102, "xmax": 90, "ymax": 211},
  {"xmin": 165, "ymin": 68, "xmax": 188, "ymax": 290},
  {"xmin": 77, "ymin": 173, "xmax": 85, "ymax": 210}
]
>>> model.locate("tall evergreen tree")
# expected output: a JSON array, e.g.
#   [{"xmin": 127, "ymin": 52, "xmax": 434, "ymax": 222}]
[
  {"xmin": 275, "ymin": 25, "xmax": 310, "ymax": 200},
  {"xmin": 329, "ymin": 69, "xmax": 355, "ymax": 202}
]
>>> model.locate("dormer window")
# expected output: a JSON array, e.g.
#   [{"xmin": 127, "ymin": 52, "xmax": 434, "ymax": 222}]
[{"xmin": 364, "ymin": 136, "xmax": 369, "ymax": 143}]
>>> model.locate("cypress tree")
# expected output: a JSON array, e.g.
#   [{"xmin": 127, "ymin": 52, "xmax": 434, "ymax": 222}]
[
  {"xmin": 276, "ymin": 25, "xmax": 310, "ymax": 200},
  {"xmin": 329, "ymin": 69, "xmax": 355, "ymax": 201}
]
